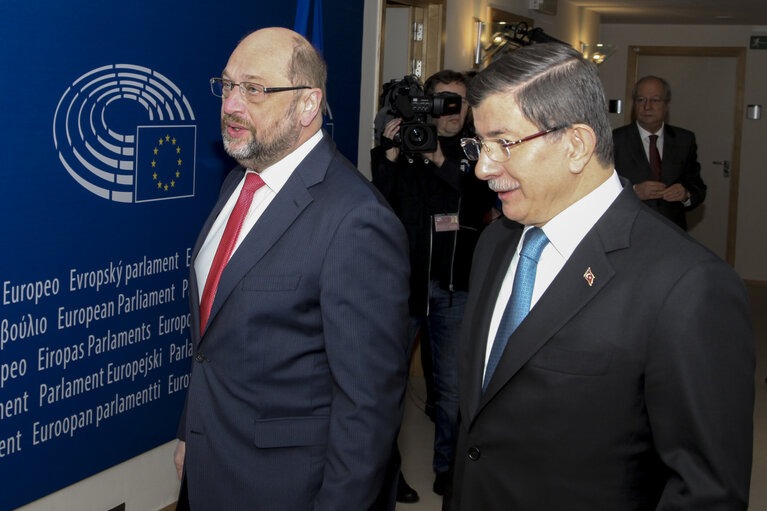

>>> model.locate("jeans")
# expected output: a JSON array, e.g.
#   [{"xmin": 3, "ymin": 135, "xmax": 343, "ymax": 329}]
[{"xmin": 410, "ymin": 280, "xmax": 466, "ymax": 475}]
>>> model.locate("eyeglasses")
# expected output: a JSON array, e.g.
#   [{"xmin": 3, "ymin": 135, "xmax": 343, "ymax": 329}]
[
  {"xmin": 634, "ymin": 97, "xmax": 666, "ymax": 106},
  {"xmin": 460, "ymin": 126, "xmax": 567, "ymax": 162},
  {"xmin": 210, "ymin": 77, "xmax": 310, "ymax": 104}
]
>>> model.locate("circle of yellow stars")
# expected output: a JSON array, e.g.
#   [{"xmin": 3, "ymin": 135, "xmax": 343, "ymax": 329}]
[{"xmin": 151, "ymin": 134, "xmax": 183, "ymax": 191}]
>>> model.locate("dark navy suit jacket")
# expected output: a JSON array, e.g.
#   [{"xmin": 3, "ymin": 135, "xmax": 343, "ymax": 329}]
[
  {"xmin": 178, "ymin": 132, "xmax": 411, "ymax": 510},
  {"xmin": 451, "ymin": 182, "xmax": 753, "ymax": 510},
  {"xmin": 613, "ymin": 123, "xmax": 706, "ymax": 230}
]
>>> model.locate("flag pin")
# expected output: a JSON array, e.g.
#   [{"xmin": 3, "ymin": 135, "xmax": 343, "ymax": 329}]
[{"xmin": 583, "ymin": 267, "xmax": 595, "ymax": 287}]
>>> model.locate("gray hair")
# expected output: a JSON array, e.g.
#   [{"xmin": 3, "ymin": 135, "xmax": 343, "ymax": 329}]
[
  {"xmin": 467, "ymin": 43, "xmax": 613, "ymax": 167},
  {"xmin": 287, "ymin": 34, "xmax": 328, "ymax": 113},
  {"xmin": 632, "ymin": 75, "xmax": 671, "ymax": 102}
]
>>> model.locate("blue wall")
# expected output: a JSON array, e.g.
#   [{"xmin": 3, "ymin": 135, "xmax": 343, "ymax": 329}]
[{"xmin": 0, "ymin": 2, "xmax": 363, "ymax": 509}]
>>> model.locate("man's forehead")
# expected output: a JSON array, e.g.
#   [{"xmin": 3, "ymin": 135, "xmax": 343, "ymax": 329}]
[
  {"xmin": 636, "ymin": 79, "xmax": 664, "ymax": 95},
  {"xmin": 222, "ymin": 69, "xmax": 267, "ymax": 82},
  {"xmin": 225, "ymin": 41, "xmax": 290, "ymax": 82},
  {"xmin": 435, "ymin": 81, "xmax": 466, "ymax": 94},
  {"xmin": 234, "ymin": 29, "xmax": 294, "ymax": 61}
]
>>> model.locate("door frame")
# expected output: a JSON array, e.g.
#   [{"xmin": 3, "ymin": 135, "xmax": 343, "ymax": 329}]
[
  {"xmin": 625, "ymin": 45, "xmax": 746, "ymax": 265},
  {"xmin": 378, "ymin": 0, "xmax": 446, "ymax": 97}
]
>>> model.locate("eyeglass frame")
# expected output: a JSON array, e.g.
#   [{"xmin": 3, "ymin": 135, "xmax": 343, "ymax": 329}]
[
  {"xmin": 460, "ymin": 125, "xmax": 568, "ymax": 162},
  {"xmin": 210, "ymin": 77, "xmax": 311, "ymax": 104}
]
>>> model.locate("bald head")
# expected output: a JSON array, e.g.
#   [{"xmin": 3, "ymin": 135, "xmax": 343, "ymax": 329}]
[
  {"xmin": 632, "ymin": 75, "xmax": 670, "ymax": 133},
  {"xmin": 218, "ymin": 27, "xmax": 327, "ymax": 170},
  {"xmin": 235, "ymin": 28, "xmax": 327, "ymax": 113},
  {"xmin": 235, "ymin": 28, "xmax": 296, "ymax": 78}
]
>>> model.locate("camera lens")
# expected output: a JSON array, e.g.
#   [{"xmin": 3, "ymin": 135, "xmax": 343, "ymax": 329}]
[
  {"xmin": 406, "ymin": 127, "xmax": 428, "ymax": 146},
  {"xmin": 400, "ymin": 123, "xmax": 437, "ymax": 153}
]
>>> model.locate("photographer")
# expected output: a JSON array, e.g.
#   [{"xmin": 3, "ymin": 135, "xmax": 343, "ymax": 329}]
[{"xmin": 372, "ymin": 70, "xmax": 497, "ymax": 501}]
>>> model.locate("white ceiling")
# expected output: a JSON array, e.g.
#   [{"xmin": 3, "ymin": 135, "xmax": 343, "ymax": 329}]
[{"xmin": 571, "ymin": 0, "xmax": 767, "ymax": 25}]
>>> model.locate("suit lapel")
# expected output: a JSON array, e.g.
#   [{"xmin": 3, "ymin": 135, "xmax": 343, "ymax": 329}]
[
  {"xmin": 661, "ymin": 125, "xmax": 678, "ymax": 181},
  {"xmin": 628, "ymin": 123, "xmax": 652, "ymax": 177},
  {"xmin": 189, "ymin": 169, "xmax": 246, "ymax": 348},
  {"xmin": 464, "ymin": 222, "xmax": 523, "ymax": 423},
  {"xmin": 468, "ymin": 185, "xmax": 638, "ymax": 422},
  {"xmin": 478, "ymin": 233, "xmax": 616, "ymax": 405},
  {"xmin": 201, "ymin": 133, "xmax": 334, "ymax": 337}
]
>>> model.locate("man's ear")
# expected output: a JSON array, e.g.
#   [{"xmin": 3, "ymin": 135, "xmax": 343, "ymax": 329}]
[
  {"xmin": 565, "ymin": 124, "xmax": 597, "ymax": 174},
  {"xmin": 299, "ymin": 89, "xmax": 323, "ymax": 127}
]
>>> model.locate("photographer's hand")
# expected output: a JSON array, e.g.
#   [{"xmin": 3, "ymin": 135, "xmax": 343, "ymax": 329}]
[{"xmin": 382, "ymin": 118, "xmax": 402, "ymax": 162}]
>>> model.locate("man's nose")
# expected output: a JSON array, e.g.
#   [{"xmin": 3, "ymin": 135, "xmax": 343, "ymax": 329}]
[
  {"xmin": 223, "ymin": 89, "xmax": 246, "ymax": 114},
  {"xmin": 474, "ymin": 151, "xmax": 502, "ymax": 181}
]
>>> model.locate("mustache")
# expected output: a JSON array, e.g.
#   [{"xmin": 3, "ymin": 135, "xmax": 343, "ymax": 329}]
[
  {"xmin": 487, "ymin": 178, "xmax": 519, "ymax": 192},
  {"xmin": 222, "ymin": 113, "xmax": 253, "ymax": 130},
  {"xmin": 488, "ymin": 180, "xmax": 504, "ymax": 192}
]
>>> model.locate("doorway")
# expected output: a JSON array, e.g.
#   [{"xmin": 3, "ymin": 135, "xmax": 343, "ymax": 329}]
[
  {"xmin": 378, "ymin": 0, "xmax": 445, "ymax": 379},
  {"xmin": 625, "ymin": 46, "xmax": 746, "ymax": 264},
  {"xmin": 379, "ymin": 0, "xmax": 445, "ymax": 96}
]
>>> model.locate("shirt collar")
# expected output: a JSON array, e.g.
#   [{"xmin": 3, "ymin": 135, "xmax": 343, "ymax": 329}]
[
  {"xmin": 247, "ymin": 129, "xmax": 323, "ymax": 193},
  {"xmin": 636, "ymin": 121, "xmax": 664, "ymax": 139},
  {"xmin": 537, "ymin": 170, "xmax": 623, "ymax": 261}
]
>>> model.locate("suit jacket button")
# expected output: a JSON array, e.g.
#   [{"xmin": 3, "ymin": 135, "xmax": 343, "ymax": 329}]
[
  {"xmin": 467, "ymin": 447, "xmax": 481, "ymax": 461},
  {"xmin": 194, "ymin": 352, "xmax": 205, "ymax": 363}
]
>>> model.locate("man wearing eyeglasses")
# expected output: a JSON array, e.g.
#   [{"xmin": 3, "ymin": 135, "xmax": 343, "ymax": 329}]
[
  {"xmin": 173, "ymin": 27, "xmax": 410, "ymax": 511},
  {"xmin": 613, "ymin": 75, "xmax": 706, "ymax": 230},
  {"xmin": 449, "ymin": 43, "xmax": 753, "ymax": 510}
]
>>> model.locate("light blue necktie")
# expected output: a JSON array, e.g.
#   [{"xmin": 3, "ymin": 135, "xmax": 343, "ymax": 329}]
[{"xmin": 483, "ymin": 227, "xmax": 549, "ymax": 392}]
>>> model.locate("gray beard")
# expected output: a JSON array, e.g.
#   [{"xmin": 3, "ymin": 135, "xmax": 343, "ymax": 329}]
[
  {"xmin": 221, "ymin": 100, "xmax": 301, "ymax": 170},
  {"xmin": 222, "ymin": 128, "xmax": 297, "ymax": 171}
]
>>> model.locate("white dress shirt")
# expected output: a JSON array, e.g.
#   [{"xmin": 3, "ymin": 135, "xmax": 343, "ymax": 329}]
[
  {"xmin": 636, "ymin": 121, "xmax": 664, "ymax": 162},
  {"xmin": 483, "ymin": 171, "xmax": 624, "ymax": 377},
  {"xmin": 194, "ymin": 130, "xmax": 324, "ymax": 301},
  {"xmin": 634, "ymin": 121, "xmax": 691, "ymax": 205}
]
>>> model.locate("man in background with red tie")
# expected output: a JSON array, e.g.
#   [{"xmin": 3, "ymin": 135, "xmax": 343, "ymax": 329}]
[
  {"xmin": 173, "ymin": 27, "xmax": 410, "ymax": 510},
  {"xmin": 613, "ymin": 75, "xmax": 706, "ymax": 230}
]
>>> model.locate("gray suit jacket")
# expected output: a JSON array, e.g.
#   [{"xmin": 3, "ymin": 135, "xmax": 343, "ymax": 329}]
[
  {"xmin": 178, "ymin": 133, "xmax": 411, "ymax": 510},
  {"xmin": 613, "ymin": 123, "xmax": 706, "ymax": 230},
  {"xmin": 451, "ymin": 181, "xmax": 753, "ymax": 510}
]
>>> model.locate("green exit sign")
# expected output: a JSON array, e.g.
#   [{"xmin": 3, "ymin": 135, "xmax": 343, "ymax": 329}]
[{"xmin": 751, "ymin": 36, "xmax": 767, "ymax": 49}]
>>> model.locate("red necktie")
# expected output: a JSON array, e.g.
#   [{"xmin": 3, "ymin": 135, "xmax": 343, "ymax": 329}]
[
  {"xmin": 199, "ymin": 172, "xmax": 265, "ymax": 334},
  {"xmin": 648, "ymin": 134, "xmax": 662, "ymax": 181}
]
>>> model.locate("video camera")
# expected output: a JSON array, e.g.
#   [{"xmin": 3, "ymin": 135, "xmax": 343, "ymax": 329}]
[{"xmin": 378, "ymin": 75, "xmax": 462, "ymax": 154}]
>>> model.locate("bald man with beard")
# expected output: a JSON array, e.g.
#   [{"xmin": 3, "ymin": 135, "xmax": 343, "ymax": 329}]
[{"xmin": 173, "ymin": 27, "xmax": 411, "ymax": 511}]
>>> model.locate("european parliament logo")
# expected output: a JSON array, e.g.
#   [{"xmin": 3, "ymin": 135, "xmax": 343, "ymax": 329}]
[{"xmin": 53, "ymin": 64, "xmax": 197, "ymax": 203}]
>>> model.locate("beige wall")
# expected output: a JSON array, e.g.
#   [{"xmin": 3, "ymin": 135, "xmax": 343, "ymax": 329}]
[
  {"xmin": 358, "ymin": 0, "xmax": 596, "ymax": 175},
  {"xmin": 599, "ymin": 24, "xmax": 767, "ymax": 282},
  {"xmin": 442, "ymin": 0, "xmax": 596, "ymax": 71}
]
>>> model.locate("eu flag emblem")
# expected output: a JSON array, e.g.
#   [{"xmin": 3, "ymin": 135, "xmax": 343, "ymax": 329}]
[{"xmin": 134, "ymin": 125, "xmax": 196, "ymax": 202}]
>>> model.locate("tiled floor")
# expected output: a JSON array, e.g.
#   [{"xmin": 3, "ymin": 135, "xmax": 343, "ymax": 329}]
[
  {"xmin": 397, "ymin": 283, "xmax": 767, "ymax": 510},
  {"xmin": 396, "ymin": 377, "xmax": 442, "ymax": 511}
]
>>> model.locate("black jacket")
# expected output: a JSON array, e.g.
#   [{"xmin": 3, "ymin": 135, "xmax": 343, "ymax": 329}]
[
  {"xmin": 372, "ymin": 133, "xmax": 496, "ymax": 316},
  {"xmin": 613, "ymin": 123, "xmax": 706, "ymax": 230}
]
